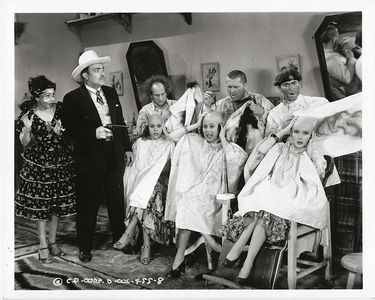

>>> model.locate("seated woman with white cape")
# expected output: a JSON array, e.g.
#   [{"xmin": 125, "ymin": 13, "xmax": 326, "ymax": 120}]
[
  {"xmin": 164, "ymin": 111, "xmax": 248, "ymax": 278},
  {"xmin": 113, "ymin": 114, "xmax": 175, "ymax": 265},
  {"xmin": 220, "ymin": 116, "xmax": 330, "ymax": 286}
]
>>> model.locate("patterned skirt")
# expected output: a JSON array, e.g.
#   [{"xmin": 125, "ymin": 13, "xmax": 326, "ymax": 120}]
[
  {"xmin": 15, "ymin": 154, "xmax": 76, "ymax": 220},
  {"xmin": 220, "ymin": 211, "xmax": 290, "ymax": 244},
  {"xmin": 126, "ymin": 178, "xmax": 175, "ymax": 245}
]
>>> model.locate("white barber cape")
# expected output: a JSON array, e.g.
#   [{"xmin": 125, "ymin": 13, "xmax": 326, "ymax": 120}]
[{"xmin": 124, "ymin": 138, "xmax": 175, "ymax": 211}]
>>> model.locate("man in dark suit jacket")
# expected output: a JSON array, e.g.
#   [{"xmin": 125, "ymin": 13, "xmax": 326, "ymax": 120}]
[{"xmin": 62, "ymin": 50, "xmax": 133, "ymax": 263}]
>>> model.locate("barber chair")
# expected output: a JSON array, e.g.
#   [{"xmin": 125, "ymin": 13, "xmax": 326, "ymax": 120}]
[{"xmin": 203, "ymin": 155, "xmax": 335, "ymax": 289}]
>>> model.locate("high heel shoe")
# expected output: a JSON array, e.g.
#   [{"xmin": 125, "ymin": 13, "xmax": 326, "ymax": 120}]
[
  {"xmin": 38, "ymin": 247, "xmax": 52, "ymax": 264},
  {"xmin": 48, "ymin": 242, "xmax": 65, "ymax": 257},
  {"xmin": 233, "ymin": 276, "xmax": 249, "ymax": 287},
  {"xmin": 113, "ymin": 233, "xmax": 130, "ymax": 250},
  {"xmin": 221, "ymin": 256, "xmax": 240, "ymax": 267},
  {"xmin": 167, "ymin": 260, "xmax": 186, "ymax": 278},
  {"xmin": 140, "ymin": 245, "xmax": 151, "ymax": 265}
]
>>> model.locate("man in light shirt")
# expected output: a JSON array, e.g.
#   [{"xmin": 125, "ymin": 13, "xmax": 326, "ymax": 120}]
[
  {"xmin": 214, "ymin": 70, "xmax": 274, "ymax": 146},
  {"xmin": 265, "ymin": 64, "xmax": 329, "ymax": 136},
  {"xmin": 136, "ymin": 75, "xmax": 176, "ymax": 134}
]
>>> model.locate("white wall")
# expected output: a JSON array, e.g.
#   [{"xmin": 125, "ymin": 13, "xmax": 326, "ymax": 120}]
[
  {"xmin": 15, "ymin": 13, "xmax": 82, "ymax": 116},
  {"xmin": 15, "ymin": 12, "xmax": 331, "ymax": 121},
  {"xmin": 88, "ymin": 12, "xmax": 330, "ymax": 120}
]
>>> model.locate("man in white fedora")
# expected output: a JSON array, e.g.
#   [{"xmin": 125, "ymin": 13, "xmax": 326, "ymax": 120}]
[{"xmin": 62, "ymin": 50, "xmax": 133, "ymax": 263}]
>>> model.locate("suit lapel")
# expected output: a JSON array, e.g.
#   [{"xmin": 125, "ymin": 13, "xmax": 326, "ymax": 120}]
[{"xmin": 78, "ymin": 85, "xmax": 102, "ymax": 126}]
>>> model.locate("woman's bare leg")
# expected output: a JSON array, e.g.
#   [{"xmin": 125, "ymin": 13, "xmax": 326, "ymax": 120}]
[
  {"xmin": 113, "ymin": 208, "xmax": 143, "ymax": 248},
  {"xmin": 37, "ymin": 220, "xmax": 49, "ymax": 259},
  {"xmin": 140, "ymin": 228, "xmax": 151, "ymax": 264},
  {"xmin": 202, "ymin": 233, "xmax": 221, "ymax": 252},
  {"xmin": 238, "ymin": 218, "xmax": 266, "ymax": 279},
  {"xmin": 172, "ymin": 229, "xmax": 191, "ymax": 269},
  {"xmin": 48, "ymin": 215, "xmax": 58, "ymax": 243},
  {"xmin": 226, "ymin": 215, "xmax": 258, "ymax": 261}
]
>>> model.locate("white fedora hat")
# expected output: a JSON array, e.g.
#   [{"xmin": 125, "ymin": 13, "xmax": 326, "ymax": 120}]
[{"xmin": 71, "ymin": 50, "xmax": 110, "ymax": 82}]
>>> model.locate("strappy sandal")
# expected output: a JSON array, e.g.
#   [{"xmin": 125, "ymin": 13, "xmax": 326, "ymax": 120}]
[
  {"xmin": 38, "ymin": 247, "xmax": 52, "ymax": 264},
  {"xmin": 140, "ymin": 245, "xmax": 151, "ymax": 265},
  {"xmin": 48, "ymin": 242, "xmax": 65, "ymax": 257},
  {"xmin": 113, "ymin": 233, "xmax": 130, "ymax": 250}
]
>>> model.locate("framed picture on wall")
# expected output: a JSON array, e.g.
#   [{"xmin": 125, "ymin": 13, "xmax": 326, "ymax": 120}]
[
  {"xmin": 201, "ymin": 62, "xmax": 220, "ymax": 92},
  {"xmin": 110, "ymin": 71, "xmax": 124, "ymax": 96},
  {"xmin": 276, "ymin": 54, "xmax": 301, "ymax": 73}
]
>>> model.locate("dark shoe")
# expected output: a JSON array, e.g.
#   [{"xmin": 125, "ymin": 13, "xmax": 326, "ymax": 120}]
[
  {"xmin": 233, "ymin": 276, "xmax": 249, "ymax": 287},
  {"xmin": 221, "ymin": 256, "xmax": 240, "ymax": 268},
  {"xmin": 38, "ymin": 247, "xmax": 53, "ymax": 264},
  {"xmin": 167, "ymin": 260, "xmax": 186, "ymax": 278},
  {"xmin": 48, "ymin": 242, "xmax": 66, "ymax": 257},
  {"xmin": 79, "ymin": 251, "xmax": 92, "ymax": 263}
]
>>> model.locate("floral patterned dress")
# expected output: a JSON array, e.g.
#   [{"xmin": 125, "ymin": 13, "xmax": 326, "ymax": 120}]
[
  {"xmin": 127, "ymin": 170, "xmax": 175, "ymax": 245},
  {"xmin": 15, "ymin": 102, "xmax": 76, "ymax": 220}
]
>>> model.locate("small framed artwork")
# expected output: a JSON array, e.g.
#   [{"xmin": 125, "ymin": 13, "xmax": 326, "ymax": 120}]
[
  {"xmin": 276, "ymin": 54, "xmax": 301, "ymax": 73},
  {"xmin": 201, "ymin": 62, "xmax": 220, "ymax": 92},
  {"xmin": 110, "ymin": 71, "xmax": 124, "ymax": 96}
]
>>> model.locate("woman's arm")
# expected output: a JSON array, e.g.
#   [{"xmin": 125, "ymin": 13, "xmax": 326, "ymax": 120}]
[
  {"xmin": 219, "ymin": 123, "xmax": 230, "ymax": 152},
  {"xmin": 257, "ymin": 118, "xmax": 294, "ymax": 154},
  {"xmin": 19, "ymin": 113, "xmax": 34, "ymax": 146},
  {"xmin": 165, "ymin": 112, "xmax": 207, "ymax": 143}
]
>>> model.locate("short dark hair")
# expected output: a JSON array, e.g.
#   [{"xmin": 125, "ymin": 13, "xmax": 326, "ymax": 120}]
[
  {"xmin": 227, "ymin": 70, "xmax": 247, "ymax": 84},
  {"xmin": 320, "ymin": 25, "xmax": 338, "ymax": 44},
  {"xmin": 144, "ymin": 75, "xmax": 171, "ymax": 99},
  {"xmin": 273, "ymin": 64, "xmax": 302, "ymax": 87},
  {"xmin": 28, "ymin": 75, "xmax": 56, "ymax": 99}
]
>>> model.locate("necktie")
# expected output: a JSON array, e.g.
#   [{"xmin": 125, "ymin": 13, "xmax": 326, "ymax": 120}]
[{"xmin": 96, "ymin": 90, "xmax": 104, "ymax": 105}]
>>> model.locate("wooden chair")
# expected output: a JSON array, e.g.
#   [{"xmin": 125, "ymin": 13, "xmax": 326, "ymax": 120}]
[{"xmin": 203, "ymin": 155, "xmax": 335, "ymax": 289}]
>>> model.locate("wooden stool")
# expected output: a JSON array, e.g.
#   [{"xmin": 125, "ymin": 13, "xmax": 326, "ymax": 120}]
[{"xmin": 341, "ymin": 253, "xmax": 362, "ymax": 289}]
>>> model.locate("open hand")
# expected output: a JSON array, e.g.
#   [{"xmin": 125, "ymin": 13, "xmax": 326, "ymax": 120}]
[
  {"xmin": 278, "ymin": 117, "xmax": 296, "ymax": 137},
  {"xmin": 197, "ymin": 111, "xmax": 208, "ymax": 125},
  {"xmin": 219, "ymin": 123, "xmax": 226, "ymax": 141},
  {"xmin": 21, "ymin": 113, "xmax": 34, "ymax": 131},
  {"xmin": 53, "ymin": 120, "xmax": 65, "ymax": 135},
  {"xmin": 248, "ymin": 102, "xmax": 264, "ymax": 117}
]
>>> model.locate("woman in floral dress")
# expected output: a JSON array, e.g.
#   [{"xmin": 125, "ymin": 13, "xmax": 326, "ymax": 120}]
[{"xmin": 15, "ymin": 75, "xmax": 76, "ymax": 263}]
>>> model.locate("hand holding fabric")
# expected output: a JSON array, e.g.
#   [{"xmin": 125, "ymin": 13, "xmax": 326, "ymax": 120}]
[{"xmin": 125, "ymin": 151, "xmax": 134, "ymax": 166}]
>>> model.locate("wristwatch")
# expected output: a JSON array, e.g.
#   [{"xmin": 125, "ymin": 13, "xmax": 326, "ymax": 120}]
[{"xmin": 270, "ymin": 133, "xmax": 279, "ymax": 143}]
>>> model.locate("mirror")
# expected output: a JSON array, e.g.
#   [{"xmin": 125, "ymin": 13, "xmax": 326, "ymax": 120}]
[
  {"xmin": 126, "ymin": 41, "xmax": 169, "ymax": 110},
  {"xmin": 314, "ymin": 12, "xmax": 362, "ymax": 101}
]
